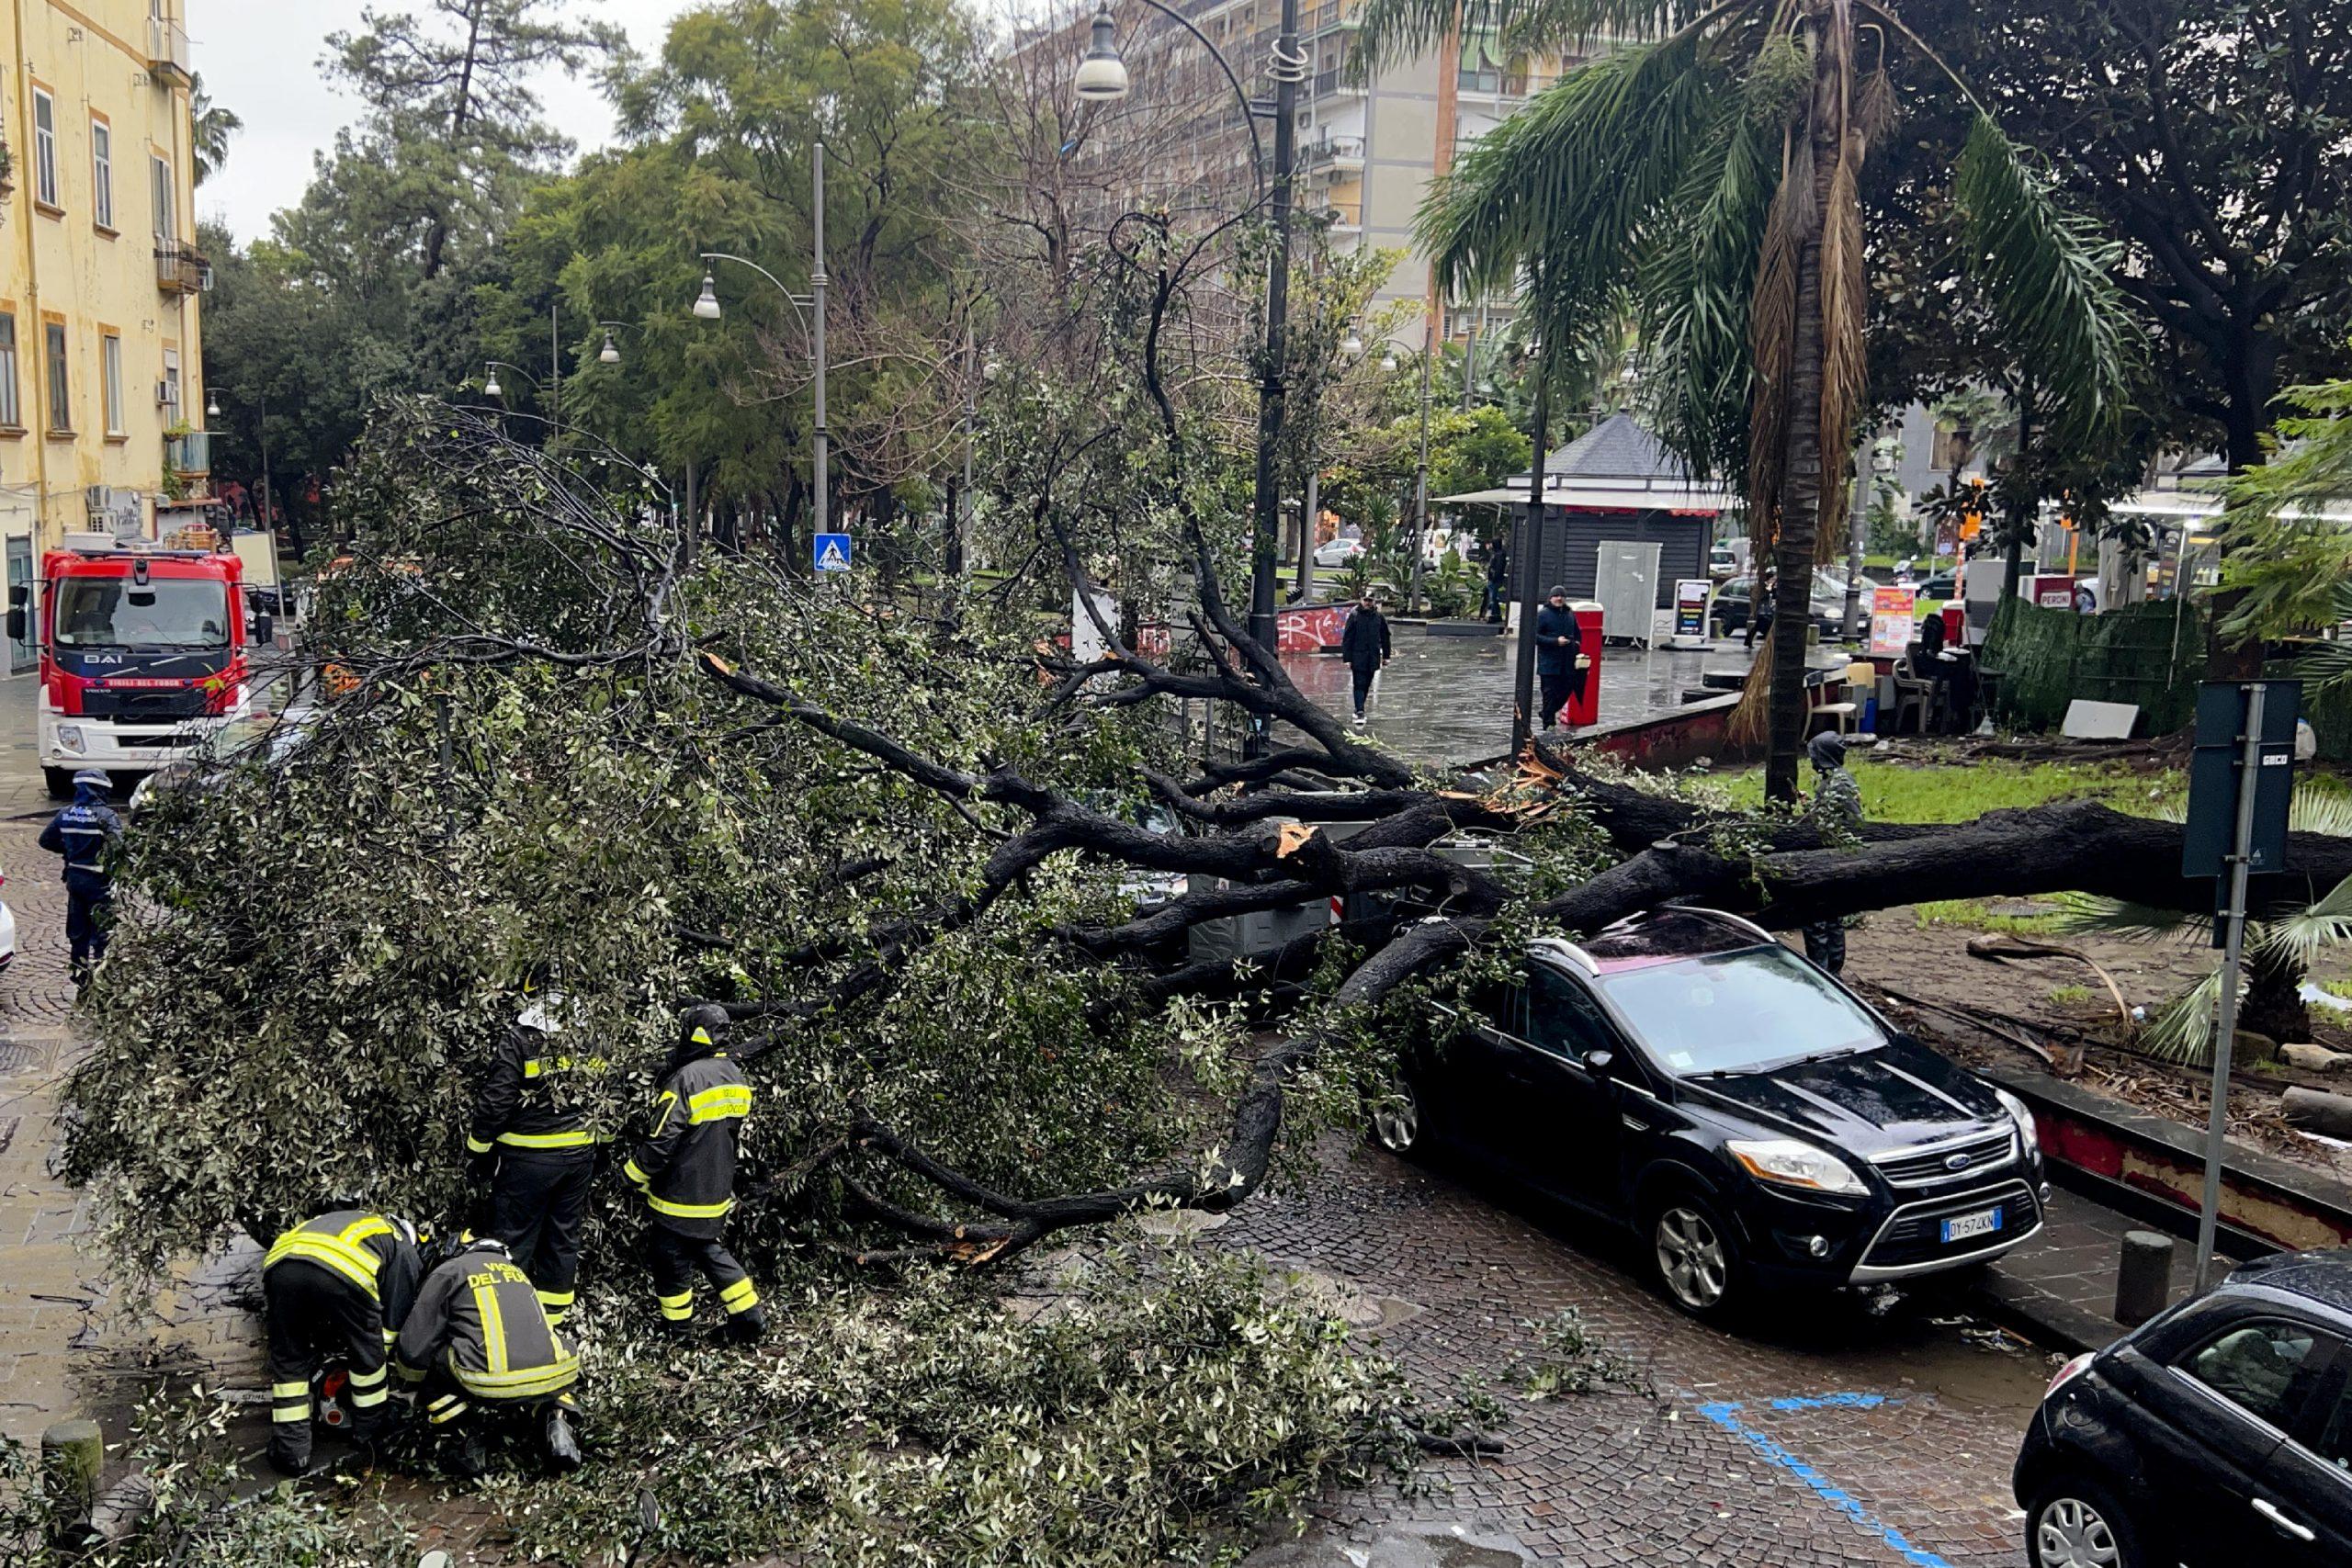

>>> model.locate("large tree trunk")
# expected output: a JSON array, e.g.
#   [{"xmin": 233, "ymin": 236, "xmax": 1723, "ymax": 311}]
[{"xmin": 2243, "ymin": 944, "xmax": 2313, "ymax": 1046}]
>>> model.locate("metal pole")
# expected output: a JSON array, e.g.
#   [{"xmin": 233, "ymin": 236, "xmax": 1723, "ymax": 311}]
[
  {"xmin": 550, "ymin": 302, "xmax": 560, "ymax": 440},
  {"xmin": 1296, "ymin": 467, "xmax": 1317, "ymax": 601},
  {"xmin": 255, "ymin": 389, "xmax": 273, "ymax": 536},
  {"xmin": 2195, "ymin": 680, "xmax": 2266, "ymax": 1293},
  {"xmin": 812, "ymin": 141, "xmax": 831, "ymax": 544},
  {"xmin": 1245, "ymin": 0, "xmax": 1299, "ymax": 673},
  {"xmin": 1460, "ymin": 305, "xmax": 1478, "ymax": 415},
  {"xmin": 956, "ymin": 326, "xmax": 975, "ymax": 579},
  {"xmin": 1843, "ymin": 437, "xmax": 1868, "ymax": 640},
  {"xmin": 1510, "ymin": 350, "xmax": 1554, "ymax": 756},
  {"xmin": 1410, "ymin": 317, "xmax": 1432, "ymax": 614}
]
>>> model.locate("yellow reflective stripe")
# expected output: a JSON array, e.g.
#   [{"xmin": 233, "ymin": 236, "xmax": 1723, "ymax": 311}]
[
  {"xmin": 495, "ymin": 1128, "xmax": 595, "ymax": 1150},
  {"xmin": 718, "ymin": 1278, "xmax": 759, "ymax": 1308},
  {"xmin": 269, "ymin": 1381, "xmax": 309, "ymax": 1398},
  {"xmin": 457, "ymin": 1356, "xmax": 580, "ymax": 1397},
  {"xmin": 383, "ymin": 1328, "xmax": 401, "ymax": 1346},
  {"xmin": 646, "ymin": 1091, "xmax": 677, "ymax": 1140},
  {"xmin": 348, "ymin": 1387, "xmax": 387, "ymax": 1408},
  {"xmin": 646, "ymin": 1192, "xmax": 733, "ymax": 1221},
  {"xmin": 465, "ymin": 1135, "xmax": 494, "ymax": 1156},
  {"xmin": 394, "ymin": 1360, "xmax": 426, "ymax": 1383},
  {"xmin": 264, "ymin": 1234, "xmax": 382, "ymax": 1298},
  {"xmin": 521, "ymin": 1059, "xmax": 544, "ymax": 1078},
  {"xmin": 271, "ymin": 1405, "xmax": 309, "ymax": 1423},
  {"xmin": 536, "ymin": 1290, "xmax": 575, "ymax": 1307},
  {"xmin": 345, "ymin": 1366, "xmax": 387, "ymax": 1388},
  {"xmin": 622, "ymin": 1158, "xmax": 650, "ymax": 1187},
  {"xmin": 338, "ymin": 1218, "xmax": 392, "ymax": 1247},
  {"xmin": 685, "ymin": 1085, "xmax": 753, "ymax": 1122},
  {"xmin": 690, "ymin": 1027, "xmax": 714, "ymax": 1046},
  {"xmin": 656, "ymin": 1289, "xmax": 694, "ymax": 1321},
  {"xmin": 426, "ymin": 1396, "xmax": 468, "ymax": 1425},
  {"xmin": 475, "ymin": 1284, "xmax": 509, "ymax": 1377}
]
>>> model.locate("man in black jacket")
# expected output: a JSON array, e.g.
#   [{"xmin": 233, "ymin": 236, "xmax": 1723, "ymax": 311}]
[
  {"xmin": 624, "ymin": 1007, "xmax": 766, "ymax": 1343},
  {"xmin": 466, "ymin": 987, "xmax": 605, "ymax": 1326},
  {"xmin": 260, "ymin": 1205, "xmax": 424, "ymax": 1475},
  {"xmin": 1533, "ymin": 587, "xmax": 1587, "ymax": 730},
  {"xmin": 1339, "ymin": 594, "xmax": 1391, "ymax": 728},
  {"xmin": 1483, "ymin": 539, "xmax": 1510, "ymax": 624}
]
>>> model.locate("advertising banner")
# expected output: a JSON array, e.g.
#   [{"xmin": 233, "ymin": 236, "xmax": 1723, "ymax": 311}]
[{"xmin": 1869, "ymin": 585, "xmax": 1917, "ymax": 657}]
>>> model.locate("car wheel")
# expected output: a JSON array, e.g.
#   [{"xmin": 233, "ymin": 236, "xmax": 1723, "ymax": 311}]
[
  {"xmin": 1370, "ymin": 1078, "xmax": 1422, "ymax": 1156},
  {"xmin": 2027, "ymin": 1477, "xmax": 2141, "ymax": 1568},
  {"xmin": 1647, "ymin": 1191, "xmax": 1743, "ymax": 1318},
  {"xmin": 43, "ymin": 766, "xmax": 74, "ymax": 800}
]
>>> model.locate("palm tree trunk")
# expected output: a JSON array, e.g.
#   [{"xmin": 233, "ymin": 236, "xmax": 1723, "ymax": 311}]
[{"xmin": 2242, "ymin": 944, "xmax": 2312, "ymax": 1047}]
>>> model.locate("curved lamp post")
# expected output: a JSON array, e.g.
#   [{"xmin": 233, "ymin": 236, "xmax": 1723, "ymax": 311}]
[{"xmin": 1077, "ymin": 0, "xmax": 1308, "ymax": 724}]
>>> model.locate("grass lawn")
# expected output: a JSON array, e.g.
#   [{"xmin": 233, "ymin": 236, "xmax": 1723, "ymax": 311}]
[{"xmin": 1712, "ymin": 756, "xmax": 2188, "ymax": 823}]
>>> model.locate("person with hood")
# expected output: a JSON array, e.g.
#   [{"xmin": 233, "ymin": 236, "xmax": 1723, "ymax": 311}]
[
  {"xmin": 1483, "ymin": 537, "xmax": 1510, "ymax": 624},
  {"xmin": 259, "ymin": 1202, "xmax": 424, "ymax": 1475},
  {"xmin": 624, "ymin": 1006, "xmax": 765, "ymax": 1343},
  {"xmin": 1803, "ymin": 731, "xmax": 1864, "ymax": 974},
  {"xmin": 1532, "ymin": 587, "xmax": 1589, "ymax": 731},
  {"xmin": 39, "ymin": 769, "xmax": 124, "ymax": 982},
  {"xmin": 1338, "ymin": 593, "xmax": 1391, "ymax": 728},
  {"xmin": 465, "ymin": 978, "xmax": 605, "ymax": 1326},
  {"xmin": 393, "ymin": 1231, "xmax": 581, "ymax": 1478}
]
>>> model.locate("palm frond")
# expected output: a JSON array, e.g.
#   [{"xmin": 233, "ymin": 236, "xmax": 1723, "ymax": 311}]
[
  {"xmin": 2290, "ymin": 786, "xmax": 2352, "ymax": 840},
  {"xmin": 1816, "ymin": 128, "xmax": 1866, "ymax": 560},
  {"xmin": 2255, "ymin": 905, "xmax": 2352, "ymax": 975},
  {"xmin": 1951, "ymin": 115, "xmax": 2141, "ymax": 448},
  {"xmin": 1353, "ymin": 0, "xmax": 1751, "ymax": 75},
  {"xmin": 1415, "ymin": 33, "xmax": 1724, "ymax": 317},
  {"xmin": 2141, "ymin": 967, "xmax": 2226, "ymax": 1066},
  {"xmin": 2049, "ymin": 892, "xmax": 2211, "ymax": 945},
  {"xmin": 2301, "ymin": 609, "xmax": 2352, "ymax": 697},
  {"xmin": 1743, "ymin": 122, "xmax": 1807, "ymax": 536}
]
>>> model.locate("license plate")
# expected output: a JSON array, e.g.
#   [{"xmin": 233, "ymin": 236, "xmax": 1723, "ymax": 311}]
[{"xmin": 1941, "ymin": 1207, "xmax": 2003, "ymax": 1244}]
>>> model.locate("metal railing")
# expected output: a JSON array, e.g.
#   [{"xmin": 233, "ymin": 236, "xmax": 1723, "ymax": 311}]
[
  {"xmin": 1297, "ymin": 135, "xmax": 1365, "ymax": 170},
  {"xmin": 148, "ymin": 17, "xmax": 193, "ymax": 84},
  {"xmin": 154, "ymin": 240, "xmax": 209, "ymax": 294},
  {"xmin": 165, "ymin": 430, "xmax": 210, "ymax": 475}
]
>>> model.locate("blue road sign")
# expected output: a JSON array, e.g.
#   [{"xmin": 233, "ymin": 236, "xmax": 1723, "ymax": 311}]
[{"xmin": 814, "ymin": 533, "xmax": 853, "ymax": 573}]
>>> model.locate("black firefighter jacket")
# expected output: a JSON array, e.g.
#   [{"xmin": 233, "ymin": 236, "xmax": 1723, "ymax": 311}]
[
  {"xmin": 623, "ymin": 1051, "xmax": 753, "ymax": 1238},
  {"xmin": 466, "ymin": 1005, "xmax": 607, "ymax": 1158},
  {"xmin": 263, "ymin": 1209, "xmax": 424, "ymax": 1344},
  {"xmin": 393, "ymin": 1240, "xmax": 579, "ymax": 1404}
]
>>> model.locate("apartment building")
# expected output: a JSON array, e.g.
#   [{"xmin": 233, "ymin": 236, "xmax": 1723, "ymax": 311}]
[{"xmin": 0, "ymin": 0, "xmax": 207, "ymax": 639}]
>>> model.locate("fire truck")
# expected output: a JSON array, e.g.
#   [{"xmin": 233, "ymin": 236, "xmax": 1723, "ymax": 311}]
[{"xmin": 6, "ymin": 534, "xmax": 266, "ymax": 797}]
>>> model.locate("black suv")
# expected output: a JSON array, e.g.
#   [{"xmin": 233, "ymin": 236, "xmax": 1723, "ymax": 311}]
[
  {"xmin": 1376, "ymin": 907, "xmax": 2047, "ymax": 1319},
  {"xmin": 2013, "ymin": 1250, "xmax": 2352, "ymax": 1567}
]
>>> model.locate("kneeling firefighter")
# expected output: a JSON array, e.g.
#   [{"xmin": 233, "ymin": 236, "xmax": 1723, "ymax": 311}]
[
  {"xmin": 393, "ymin": 1233, "xmax": 582, "ymax": 1478},
  {"xmin": 260, "ymin": 1204, "xmax": 424, "ymax": 1476},
  {"xmin": 624, "ymin": 1006, "xmax": 766, "ymax": 1342}
]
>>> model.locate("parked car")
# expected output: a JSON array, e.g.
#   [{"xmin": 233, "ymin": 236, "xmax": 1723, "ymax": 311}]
[
  {"xmin": 0, "ymin": 886, "xmax": 16, "ymax": 973},
  {"xmin": 2013, "ymin": 1248, "xmax": 2352, "ymax": 1567},
  {"xmin": 1707, "ymin": 580, "xmax": 1849, "ymax": 637},
  {"xmin": 1313, "ymin": 536, "xmax": 1365, "ymax": 569},
  {"xmin": 1709, "ymin": 545, "xmax": 1740, "ymax": 581},
  {"xmin": 128, "ymin": 708, "xmax": 322, "ymax": 811},
  {"xmin": 1916, "ymin": 570, "xmax": 1957, "ymax": 602},
  {"xmin": 1375, "ymin": 907, "xmax": 2047, "ymax": 1319}
]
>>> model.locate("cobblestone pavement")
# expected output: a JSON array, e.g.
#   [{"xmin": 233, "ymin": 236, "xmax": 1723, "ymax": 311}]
[{"xmin": 1221, "ymin": 1145, "xmax": 2055, "ymax": 1568}]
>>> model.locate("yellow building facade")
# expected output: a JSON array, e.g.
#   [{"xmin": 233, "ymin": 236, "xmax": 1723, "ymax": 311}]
[{"xmin": 0, "ymin": 0, "xmax": 205, "ymax": 636}]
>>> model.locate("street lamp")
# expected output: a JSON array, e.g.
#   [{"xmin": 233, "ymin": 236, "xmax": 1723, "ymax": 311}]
[
  {"xmin": 594, "ymin": 321, "xmax": 641, "ymax": 367},
  {"xmin": 1340, "ymin": 326, "xmax": 1364, "ymax": 359},
  {"xmin": 482, "ymin": 365, "xmax": 505, "ymax": 400},
  {"xmin": 694, "ymin": 147, "xmax": 831, "ymax": 544},
  {"xmin": 1077, "ymin": 0, "xmax": 1306, "ymax": 720},
  {"xmin": 208, "ymin": 385, "xmax": 276, "ymax": 538}
]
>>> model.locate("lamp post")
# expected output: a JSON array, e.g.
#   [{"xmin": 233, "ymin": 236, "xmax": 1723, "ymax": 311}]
[
  {"xmin": 1078, "ymin": 0, "xmax": 1307, "ymax": 707},
  {"xmin": 693, "ymin": 145, "xmax": 831, "ymax": 547}
]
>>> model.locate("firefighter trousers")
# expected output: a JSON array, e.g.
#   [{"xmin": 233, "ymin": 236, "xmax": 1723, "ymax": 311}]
[
  {"xmin": 488, "ymin": 1148, "xmax": 594, "ymax": 1324},
  {"xmin": 262, "ymin": 1258, "xmax": 390, "ymax": 1471},
  {"xmin": 646, "ymin": 1223, "xmax": 763, "ymax": 1329}
]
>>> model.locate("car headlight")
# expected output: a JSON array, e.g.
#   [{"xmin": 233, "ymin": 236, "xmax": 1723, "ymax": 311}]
[
  {"xmin": 1727, "ymin": 1137, "xmax": 1869, "ymax": 1196},
  {"xmin": 56, "ymin": 725, "xmax": 85, "ymax": 755},
  {"xmin": 1995, "ymin": 1087, "xmax": 2041, "ymax": 1158}
]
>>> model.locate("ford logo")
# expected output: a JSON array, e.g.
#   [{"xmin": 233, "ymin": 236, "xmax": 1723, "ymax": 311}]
[{"xmin": 1945, "ymin": 1152, "xmax": 1974, "ymax": 1172}]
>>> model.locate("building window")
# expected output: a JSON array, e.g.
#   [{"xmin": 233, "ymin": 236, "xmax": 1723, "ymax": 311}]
[
  {"xmin": 31, "ymin": 89, "xmax": 57, "ymax": 209},
  {"xmin": 43, "ymin": 321, "xmax": 69, "ymax": 433},
  {"xmin": 151, "ymin": 153, "xmax": 175, "ymax": 241},
  {"xmin": 91, "ymin": 118, "xmax": 113, "ymax": 231},
  {"xmin": 162, "ymin": 347, "xmax": 180, "ymax": 414},
  {"xmin": 101, "ymin": 334, "xmax": 124, "ymax": 436},
  {"xmin": 0, "ymin": 314, "xmax": 19, "ymax": 429}
]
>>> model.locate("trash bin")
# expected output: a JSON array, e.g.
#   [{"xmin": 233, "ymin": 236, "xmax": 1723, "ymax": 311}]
[{"xmin": 1564, "ymin": 602, "xmax": 1605, "ymax": 727}]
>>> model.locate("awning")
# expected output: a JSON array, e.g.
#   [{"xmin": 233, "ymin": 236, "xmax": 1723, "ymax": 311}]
[{"xmin": 1435, "ymin": 484, "xmax": 1737, "ymax": 512}]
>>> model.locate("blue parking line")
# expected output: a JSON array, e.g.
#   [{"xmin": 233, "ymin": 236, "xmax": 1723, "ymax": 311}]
[{"xmin": 1697, "ymin": 1397, "xmax": 1952, "ymax": 1568}]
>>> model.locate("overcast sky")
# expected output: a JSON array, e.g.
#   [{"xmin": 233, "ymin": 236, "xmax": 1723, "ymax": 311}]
[{"xmin": 196, "ymin": 0, "xmax": 702, "ymax": 243}]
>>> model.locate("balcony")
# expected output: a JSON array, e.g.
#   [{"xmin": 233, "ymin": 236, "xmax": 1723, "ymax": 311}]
[
  {"xmin": 149, "ymin": 16, "xmax": 193, "ymax": 86},
  {"xmin": 154, "ymin": 240, "xmax": 210, "ymax": 295},
  {"xmin": 1311, "ymin": 65, "xmax": 1362, "ymax": 97},
  {"xmin": 1298, "ymin": 135, "xmax": 1365, "ymax": 173},
  {"xmin": 1317, "ymin": 198, "xmax": 1362, "ymax": 231},
  {"xmin": 165, "ymin": 430, "xmax": 210, "ymax": 477}
]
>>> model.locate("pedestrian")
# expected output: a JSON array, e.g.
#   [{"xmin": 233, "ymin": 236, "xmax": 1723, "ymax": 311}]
[
  {"xmin": 1483, "ymin": 537, "xmax": 1510, "ymax": 624},
  {"xmin": 465, "ymin": 980, "xmax": 604, "ymax": 1327},
  {"xmin": 1748, "ymin": 567, "xmax": 1778, "ymax": 648},
  {"xmin": 1533, "ymin": 587, "xmax": 1587, "ymax": 731},
  {"xmin": 39, "ymin": 769, "xmax": 123, "ymax": 984},
  {"xmin": 624, "ymin": 1006, "xmax": 766, "ymax": 1344},
  {"xmin": 1339, "ymin": 592, "xmax": 1391, "ymax": 728},
  {"xmin": 1803, "ymin": 731, "xmax": 1863, "ymax": 974},
  {"xmin": 259, "ymin": 1204, "xmax": 424, "ymax": 1475},
  {"xmin": 393, "ymin": 1232, "xmax": 582, "ymax": 1478}
]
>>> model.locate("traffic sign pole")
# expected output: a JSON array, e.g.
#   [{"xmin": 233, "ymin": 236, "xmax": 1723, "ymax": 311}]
[{"xmin": 2194, "ymin": 682, "xmax": 2265, "ymax": 1293}]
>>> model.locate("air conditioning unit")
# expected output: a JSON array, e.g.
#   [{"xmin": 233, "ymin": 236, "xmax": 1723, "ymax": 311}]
[{"xmin": 155, "ymin": 379, "xmax": 178, "ymax": 408}]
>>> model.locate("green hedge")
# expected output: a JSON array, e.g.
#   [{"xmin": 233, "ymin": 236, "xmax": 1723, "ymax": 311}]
[{"xmin": 1983, "ymin": 596, "xmax": 2210, "ymax": 738}]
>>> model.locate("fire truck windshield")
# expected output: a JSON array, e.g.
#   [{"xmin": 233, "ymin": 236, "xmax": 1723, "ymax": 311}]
[{"xmin": 53, "ymin": 578, "xmax": 232, "ymax": 651}]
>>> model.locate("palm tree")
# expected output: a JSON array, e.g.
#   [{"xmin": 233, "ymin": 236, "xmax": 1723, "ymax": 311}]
[
  {"xmin": 189, "ymin": 75, "xmax": 242, "ymax": 187},
  {"xmin": 1356, "ymin": 0, "xmax": 2139, "ymax": 799}
]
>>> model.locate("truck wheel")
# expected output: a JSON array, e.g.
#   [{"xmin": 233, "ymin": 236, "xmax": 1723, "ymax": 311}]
[{"xmin": 43, "ymin": 767, "xmax": 74, "ymax": 800}]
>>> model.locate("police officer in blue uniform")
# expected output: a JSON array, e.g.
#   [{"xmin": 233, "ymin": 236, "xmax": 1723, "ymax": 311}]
[{"xmin": 38, "ymin": 768, "xmax": 123, "ymax": 982}]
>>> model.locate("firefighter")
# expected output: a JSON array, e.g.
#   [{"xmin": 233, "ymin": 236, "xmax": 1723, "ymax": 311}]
[
  {"xmin": 465, "ymin": 984, "xmax": 604, "ymax": 1326},
  {"xmin": 393, "ymin": 1232, "xmax": 582, "ymax": 1478},
  {"xmin": 38, "ymin": 769, "xmax": 124, "ymax": 983},
  {"xmin": 624, "ymin": 1006, "xmax": 765, "ymax": 1343},
  {"xmin": 259, "ymin": 1204, "xmax": 424, "ymax": 1476}
]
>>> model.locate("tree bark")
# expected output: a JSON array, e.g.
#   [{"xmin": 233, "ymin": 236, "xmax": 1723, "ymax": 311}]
[{"xmin": 2242, "ymin": 944, "xmax": 2313, "ymax": 1046}]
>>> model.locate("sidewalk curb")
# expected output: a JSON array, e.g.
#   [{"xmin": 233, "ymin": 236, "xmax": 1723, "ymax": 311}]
[{"xmin": 1969, "ymin": 1269, "xmax": 2118, "ymax": 1357}]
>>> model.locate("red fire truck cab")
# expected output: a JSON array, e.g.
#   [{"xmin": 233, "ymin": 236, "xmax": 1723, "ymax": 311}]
[{"xmin": 6, "ymin": 534, "xmax": 265, "ymax": 797}]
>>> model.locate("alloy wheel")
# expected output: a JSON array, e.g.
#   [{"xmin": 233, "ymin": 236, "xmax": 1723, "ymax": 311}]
[
  {"xmin": 1371, "ymin": 1086, "xmax": 1420, "ymax": 1153},
  {"xmin": 2033, "ymin": 1497, "xmax": 2120, "ymax": 1568},
  {"xmin": 1654, "ymin": 1205, "xmax": 1729, "ymax": 1310}
]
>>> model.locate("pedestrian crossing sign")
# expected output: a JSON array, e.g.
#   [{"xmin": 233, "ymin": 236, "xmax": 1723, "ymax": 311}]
[{"xmin": 814, "ymin": 533, "xmax": 853, "ymax": 573}]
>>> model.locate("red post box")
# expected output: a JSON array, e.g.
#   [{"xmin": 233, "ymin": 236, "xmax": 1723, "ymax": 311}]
[
  {"xmin": 1563, "ymin": 601, "xmax": 1605, "ymax": 728},
  {"xmin": 1939, "ymin": 603, "xmax": 1964, "ymax": 648}
]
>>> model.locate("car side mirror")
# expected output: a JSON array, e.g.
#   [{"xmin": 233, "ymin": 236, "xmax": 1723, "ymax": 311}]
[
  {"xmin": 4, "ymin": 607, "xmax": 21, "ymax": 644},
  {"xmin": 1583, "ymin": 1048, "xmax": 1614, "ymax": 1074},
  {"xmin": 253, "ymin": 614, "xmax": 274, "ymax": 647}
]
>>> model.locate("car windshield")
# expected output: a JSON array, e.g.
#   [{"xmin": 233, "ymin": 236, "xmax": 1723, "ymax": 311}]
[
  {"xmin": 1592, "ymin": 944, "xmax": 1884, "ymax": 1077},
  {"xmin": 54, "ymin": 578, "xmax": 230, "ymax": 650}
]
